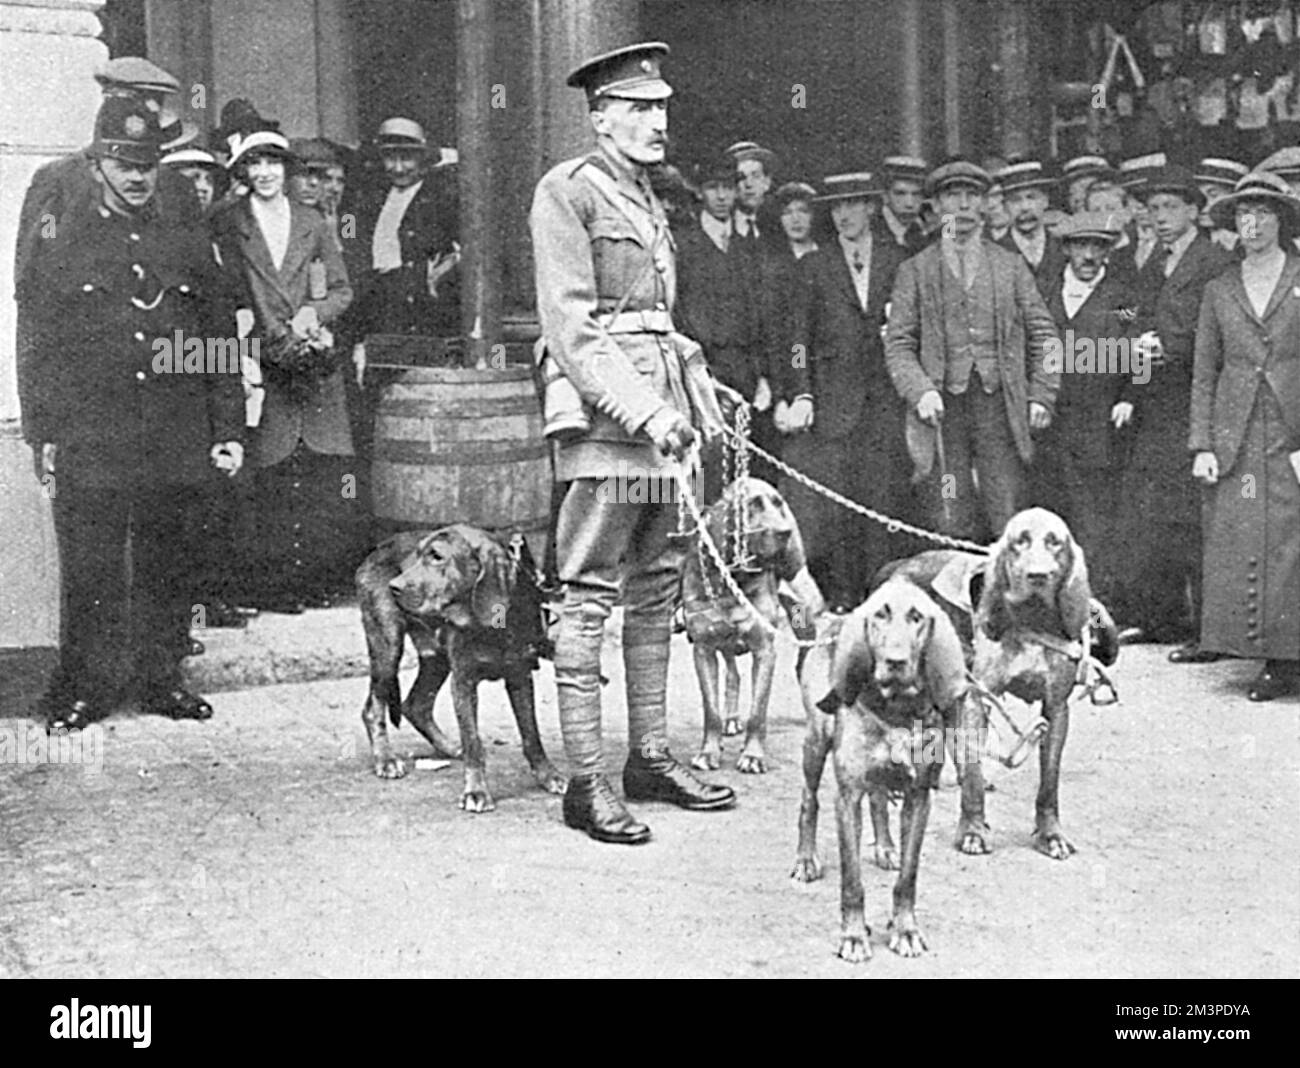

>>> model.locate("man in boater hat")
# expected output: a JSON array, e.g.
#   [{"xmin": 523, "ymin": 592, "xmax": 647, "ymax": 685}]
[{"xmin": 529, "ymin": 42, "xmax": 737, "ymax": 844}]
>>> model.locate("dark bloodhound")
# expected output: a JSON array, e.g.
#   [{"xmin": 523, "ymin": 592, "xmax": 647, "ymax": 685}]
[
  {"xmin": 681, "ymin": 477, "xmax": 822, "ymax": 774},
  {"xmin": 356, "ymin": 525, "xmax": 566, "ymax": 812},
  {"xmin": 791, "ymin": 579, "xmax": 973, "ymax": 963},
  {"xmin": 879, "ymin": 507, "xmax": 1119, "ymax": 861}
]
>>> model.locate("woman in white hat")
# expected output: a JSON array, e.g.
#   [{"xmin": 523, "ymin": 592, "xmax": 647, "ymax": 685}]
[
  {"xmin": 213, "ymin": 130, "xmax": 359, "ymax": 613},
  {"xmin": 1191, "ymin": 172, "xmax": 1300, "ymax": 700}
]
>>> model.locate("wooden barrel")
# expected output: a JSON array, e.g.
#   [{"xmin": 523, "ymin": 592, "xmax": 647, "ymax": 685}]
[{"xmin": 371, "ymin": 365, "xmax": 551, "ymax": 556}]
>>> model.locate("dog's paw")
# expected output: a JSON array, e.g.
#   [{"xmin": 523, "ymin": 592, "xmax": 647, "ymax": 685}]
[
  {"xmin": 790, "ymin": 855, "xmax": 822, "ymax": 883},
  {"xmin": 690, "ymin": 749, "xmax": 721, "ymax": 771},
  {"xmin": 957, "ymin": 825, "xmax": 991, "ymax": 855},
  {"xmin": 534, "ymin": 766, "xmax": 568, "ymax": 795},
  {"xmin": 836, "ymin": 933, "xmax": 872, "ymax": 964},
  {"xmin": 372, "ymin": 756, "xmax": 408, "ymax": 780},
  {"xmin": 722, "ymin": 718, "xmax": 743, "ymax": 737},
  {"xmin": 1034, "ymin": 831, "xmax": 1075, "ymax": 860},
  {"xmin": 459, "ymin": 789, "xmax": 496, "ymax": 813},
  {"xmin": 888, "ymin": 921, "xmax": 928, "ymax": 958},
  {"xmin": 735, "ymin": 752, "xmax": 767, "ymax": 774},
  {"xmin": 873, "ymin": 844, "xmax": 900, "ymax": 871}
]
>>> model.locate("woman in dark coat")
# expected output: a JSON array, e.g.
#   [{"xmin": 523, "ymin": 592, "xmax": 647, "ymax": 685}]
[
  {"xmin": 1191, "ymin": 171, "xmax": 1300, "ymax": 700},
  {"xmin": 213, "ymin": 130, "xmax": 360, "ymax": 612}
]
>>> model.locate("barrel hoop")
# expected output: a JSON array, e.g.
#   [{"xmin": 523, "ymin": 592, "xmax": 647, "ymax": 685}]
[
  {"xmin": 374, "ymin": 441, "xmax": 547, "ymax": 466},
  {"xmin": 377, "ymin": 396, "xmax": 541, "ymax": 418}
]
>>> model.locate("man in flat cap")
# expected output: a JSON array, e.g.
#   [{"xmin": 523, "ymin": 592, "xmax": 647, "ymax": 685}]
[
  {"xmin": 530, "ymin": 42, "xmax": 738, "ymax": 844},
  {"xmin": 775, "ymin": 171, "xmax": 913, "ymax": 607},
  {"xmin": 873, "ymin": 155, "xmax": 929, "ymax": 255},
  {"xmin": 18, "ymin": 98, "xmax": 244, "ymax": 730},
  {"xmin": 995, "ymin": 160, "xmax": 1067, "ymax": 301},
  {"xmin": 885, "ymin": 159, "xmax": 1060, "ymax": 542},
  {"xmin": 1112, "ymin": 164, "xmax": 1235, "ymax": 661},
  {"xmin": 345, "ymin": 116, "xmax": 460, "ymax": 375},
  {"xmin": 1033, "ymin": 211, "xmax": 1137, "ymax": 598}
]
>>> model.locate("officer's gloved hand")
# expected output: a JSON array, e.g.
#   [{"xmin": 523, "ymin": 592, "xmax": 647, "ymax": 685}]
[
  {"xmin": 787, "ymin": 395, "xmax": 814, "ymax": 431},
  {"xmin": 712, "ymin": 380, "xmax": 745, "ymax": 423},
  {"xmin": 644, "ymin": 407, "xmax": 697, "ymax": 462}
]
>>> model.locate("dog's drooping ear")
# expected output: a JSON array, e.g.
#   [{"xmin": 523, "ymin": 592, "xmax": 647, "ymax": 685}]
[
  {"xmin": 828, "ymin": 611, "xmax": 875, "ymax": 710},
  {"xmin": 1057, "ymin": 534, "xmax": 1093, "ymax": 640},
  {"xmin": 978, "ymin": 534, "xmax": 1015, "ymax": 642},
  {"xmin": 922, "ymin": 601, "xmax": 969, "ymax": 711},
  {"xmin": 469, "ymin": 534, "xmax": 515, "ymax": 629}
]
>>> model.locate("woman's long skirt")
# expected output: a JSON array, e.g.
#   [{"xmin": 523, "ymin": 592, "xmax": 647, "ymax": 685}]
[{"xmin": 1199, "ymin": 388, "xmax": 1300, "ymax": 661}]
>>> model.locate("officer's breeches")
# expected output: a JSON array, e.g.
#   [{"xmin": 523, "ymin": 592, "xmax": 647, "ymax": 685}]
[{"xmin": 552, "ymin": 478, "xmax": 684, "ymax": 774}]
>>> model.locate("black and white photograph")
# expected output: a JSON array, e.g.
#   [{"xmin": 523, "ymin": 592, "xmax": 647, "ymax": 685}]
[{"xmin": 0, "ymin": 0, "xmax": 1296, "ymax": 998}]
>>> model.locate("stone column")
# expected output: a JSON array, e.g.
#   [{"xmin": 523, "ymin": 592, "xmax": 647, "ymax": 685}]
[
  {"xmin": 995, "ymin": 0, "xmax": 1034, "ymax": 160},
  {"xmin": 457, "ymin": 0, "xmax": 500, "ymax": 359},
  {"xmin": 489, "ymin": 0, "xmax": 639, "ymax": 341},
  {"xmin": 0, "ymin": 0, "xmax": 106, "ymax": 652},
  {"xmin": 898, "ymin": 0, "xmax": 924, "ymax": 158},
  {"xmin": 942, "ymin": 0, "xmax": 962, "ymax": 157}
]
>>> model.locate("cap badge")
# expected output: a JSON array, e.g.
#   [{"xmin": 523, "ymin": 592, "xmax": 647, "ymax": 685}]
[
  {"xmin": 640, "ymin": 59, "xmax": 652, "ymax": 73},
  {"xmin": 125, "ymin": 115, "xmax": 146, "ymax": 138}
]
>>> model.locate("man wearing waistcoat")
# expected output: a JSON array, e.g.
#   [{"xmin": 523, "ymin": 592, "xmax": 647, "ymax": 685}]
[
  {"xmin": 885, "ymin": 159, "xmax": 1060, "ymax": 542},
  {"xmin": 529, "ymin": 42, "xmax": 736, "ymax": 845}
]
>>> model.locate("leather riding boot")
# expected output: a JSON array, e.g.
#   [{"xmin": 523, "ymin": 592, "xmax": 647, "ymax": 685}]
[
  {"xmin": 624, "ymin": 745, "xmax": 736, "ymax": 811},
  {"xmin": 562, "ymin": 774, "xmax": 651, "ymax": 844},
  {"xmin": 553, "ymin": 603, "xmax": 609, "ymax": 776}
]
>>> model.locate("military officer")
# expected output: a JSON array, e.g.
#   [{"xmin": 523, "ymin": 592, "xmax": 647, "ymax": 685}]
[
  {"xmin": 530, "ymin": 41, "xmax": 736, "ymax": 844},
  {"xmin": 18, "ymin": 98, "xmax": 244, "ymax": 730}
]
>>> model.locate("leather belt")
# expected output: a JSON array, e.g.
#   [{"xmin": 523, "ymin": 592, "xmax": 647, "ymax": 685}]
[{"xmin": 598, "ymin": 309, "xmax": 674, "ymax": 334}]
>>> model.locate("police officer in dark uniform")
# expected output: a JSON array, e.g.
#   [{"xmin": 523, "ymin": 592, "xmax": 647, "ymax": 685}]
[
  {"xmin": 530, "ymin": 42, "xmax": 736, "ymax": 844},
  {"xmin": 18, "ymin": 98, "xmax": 245, "ymax": 730}
]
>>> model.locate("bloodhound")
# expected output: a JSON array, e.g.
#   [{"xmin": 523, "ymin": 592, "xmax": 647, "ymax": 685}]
[
  {"xmin": 356, "ymin": 525, "xmax": 566, "ymax": 811},
  {"xmin": 790, "ymin": 579, "xmax": 973, "ymax": 963},
  {"xmin": 682, "ymin": 477, "xmax": 822, "ymax": 774},
  {"xmin": 879, "ymin": 508, "xmax": 1118, "ymax": 861}
]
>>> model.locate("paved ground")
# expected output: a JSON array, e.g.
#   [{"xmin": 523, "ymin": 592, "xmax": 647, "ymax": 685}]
[{"xmin": 1, "ymin": 631, "xmax": 1296, "ymax": 979}]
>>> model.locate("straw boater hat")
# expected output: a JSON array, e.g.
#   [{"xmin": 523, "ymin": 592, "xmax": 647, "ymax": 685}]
[
  {"xmin": 816, "ymin": 172, "xmax": 881, "ymax": 202},
  {"xmin": 1208, "ymin": 170, "xmax": 1300, "ymax": 229},
  {"xmin": 161, "ymin": 146, "xmax": 219, "ymax": 169},
  {"xmin": 374, "ymin": 117, "xmax": 429, "ymax": 151},
  {"xmin": 1118, "ymin": 152, "xmax": 1167, "ymax": 192},
  {"xmin": 1195, "ymin": 158, "xmax": 1250, "ymax": 190},
  {"xmin": 881, "ymin": 155, "xmax": 928, "ymax": 185},
  {"xmin": 996, "ymin": 159, "xmax": 1058, "ymax": 195},
  {"xmin": 725, "ymin": 140, "xmax": 776, "ymax": 170},
  {"xmin": 1062, "ymin": 154, "xmax": 1115, "ymax": 184}
]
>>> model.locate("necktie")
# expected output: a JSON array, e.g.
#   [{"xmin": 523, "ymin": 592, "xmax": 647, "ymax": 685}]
[{"xmin": 1160, "ymin": 243, "xmax": 1174, "ymax": 277}]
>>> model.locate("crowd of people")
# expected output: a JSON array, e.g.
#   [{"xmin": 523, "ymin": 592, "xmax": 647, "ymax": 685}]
[
  {"xmin": 15, "ymin": 57, "xmax": 461, "ymax": 730},
  {"xmin": 14, "ymin": 42, "xmax": 1298, "ymax": 758},
  {"xmin": 661, "ymin": 115, "xmax": 1297, "ymax": 704}
]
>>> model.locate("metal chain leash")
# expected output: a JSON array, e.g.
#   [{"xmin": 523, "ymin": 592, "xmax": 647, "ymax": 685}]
[
  {"xmin": 672, "ymin": 463, "xmax": 778, "ymax": 640},
  {"xmin": 722, "ymin": 422, "xmax": 990, "ymax": 556}
]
